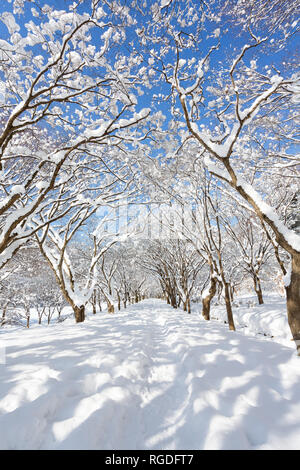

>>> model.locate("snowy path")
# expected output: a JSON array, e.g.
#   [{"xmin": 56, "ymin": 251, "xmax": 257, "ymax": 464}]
[{"xmin": 1, "ymin": 299, "xmax": 300, "ymax": 450}]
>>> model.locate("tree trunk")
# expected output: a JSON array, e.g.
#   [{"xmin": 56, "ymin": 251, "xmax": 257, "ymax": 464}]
[
  {"xmin": 108, "ymin": 303, "xmax": 115, "ymax": 313},
  {"xmin": 202, "ymin": 277, "xmax": 217, "ymax": 321},
  {"xmin": 254, "ymin": 275, "xmax": 264, "ymax": 305},
  {"xmin": 224, "ymin": 282, "xmax": 235, "ymax": 331},
  {"xmin": 171, "ymin": 294, "xmax": 177, "ymax": 308},
  {"xmin": 107, "ymin": 301, "xmax": 115, "ymax": 313},
  {"xmin": 286, "ymin": 253, "xmax": 300, "ymax": 355},
  {"xmin": 217, "ymin": 282, "xmax": 223, "ymax": 303},
  {"xmin": 256, "ymin": 287, "xmax": 264, "ymax": 305},
  {"xmin": 74, "ymin": 305, "xmax": 85, "ymax": 323},
  {"xmin": 1, "ymin": 303, "xmax": 8, "ymax": 325},
  {"xmin": 97, "ymin": 294, "xmax": 102, "ymax": 312},
  {"xmin": 25, "ymin": 306, "xmax": 30, "ymax": 328},
  {"xmin": 92, "ymin": 290, "xmax": 97, "ymax": 314},
  {"xmin": 230, "ymin": 284, "xmax": 235, "ymax": 303}
]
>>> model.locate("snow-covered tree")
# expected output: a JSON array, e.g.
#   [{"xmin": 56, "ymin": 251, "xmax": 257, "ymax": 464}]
[
  {"xmin": 0, "ymin": 0, "xmax": 154, "ymax": 270},
  {"xmin": 137, "ymin": 0, "xmax": 300, "ymax": 352},
  {"xmin": 224, "ymin": 210, "xmax": 273, "ymax": 304}
]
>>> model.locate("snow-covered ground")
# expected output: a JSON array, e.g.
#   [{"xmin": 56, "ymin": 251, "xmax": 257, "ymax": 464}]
[
  {"xmin": 194, "ymin": 292, "xmax": 292, "ymax": 347},
  {"xmin": 0, "ymin": 297, "xmax": 300, "ymax": 450}
]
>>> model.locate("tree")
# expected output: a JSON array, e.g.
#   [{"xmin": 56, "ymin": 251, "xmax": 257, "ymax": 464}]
[
  {"xmin": 223, "ymin": 208, "xmax": 273, "ymax": 305},
  {"xmin": 34, "ymin": 205, "xmax": 124, "ymax": 322}
]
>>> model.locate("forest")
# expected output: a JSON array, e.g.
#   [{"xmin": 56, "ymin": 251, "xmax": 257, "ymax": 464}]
[
  {"xmin": 0, "ymin": 0, "xmax": 299, "ymax": 451},
  {"xmin": 0, "ymin": 0, "xmax": 299, "ymax": 345}
]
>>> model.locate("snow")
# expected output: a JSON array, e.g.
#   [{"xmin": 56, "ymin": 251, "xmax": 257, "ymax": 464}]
[
  {"xmin": 1, "ymin": 297, "xmax": 300, "ymax": 450},
  {"xmin": 1, "ymin": 12, "xmax": 20, "ymax": 34},
  {"xmin": 201, "ymin": 287, "xmax": 210, "ymax": 299},
  {"xmin": 203, "ymin": 293, "xmax": 292, "ymax": 347},
  {"xmin": 160, "ymin": 0, "xmax": 171, "ymax": 7},
  {"xmin": 202, "ymin": 157, "xmax": 300, "ymax": 253},
  {"xmin": 83, "ymin": 108, "xmax": 151, "ymax": 140},
  {"xmin": 203, "ymin": 155, "xmax": 231, "ymax": 181},
  {"xmin": 283, "ymin": 264, "xmax": 292, "ymax": 288},
  {"xmin": 236, "ymin": 176, "xmax": 300, "ymax": 252},
  {"xmin": 238, "ymin": 76, "xmax": 284, "ymax": 122},
  {"xmin": 9, "ymin": 184, "xmax": 25, "ymax": 195},
  {"xmin": 49, "ymin": 150, "xmax": 66, "ymax": 164},
  {"xmin": 191, "ymin": 122, "xmax": 240, "ymax": 158}
]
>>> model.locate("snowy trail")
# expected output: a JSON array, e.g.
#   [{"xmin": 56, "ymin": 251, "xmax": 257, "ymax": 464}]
[{"xmin": 1, "ymin": 299, "xmax": 300, "ymax": 450}]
